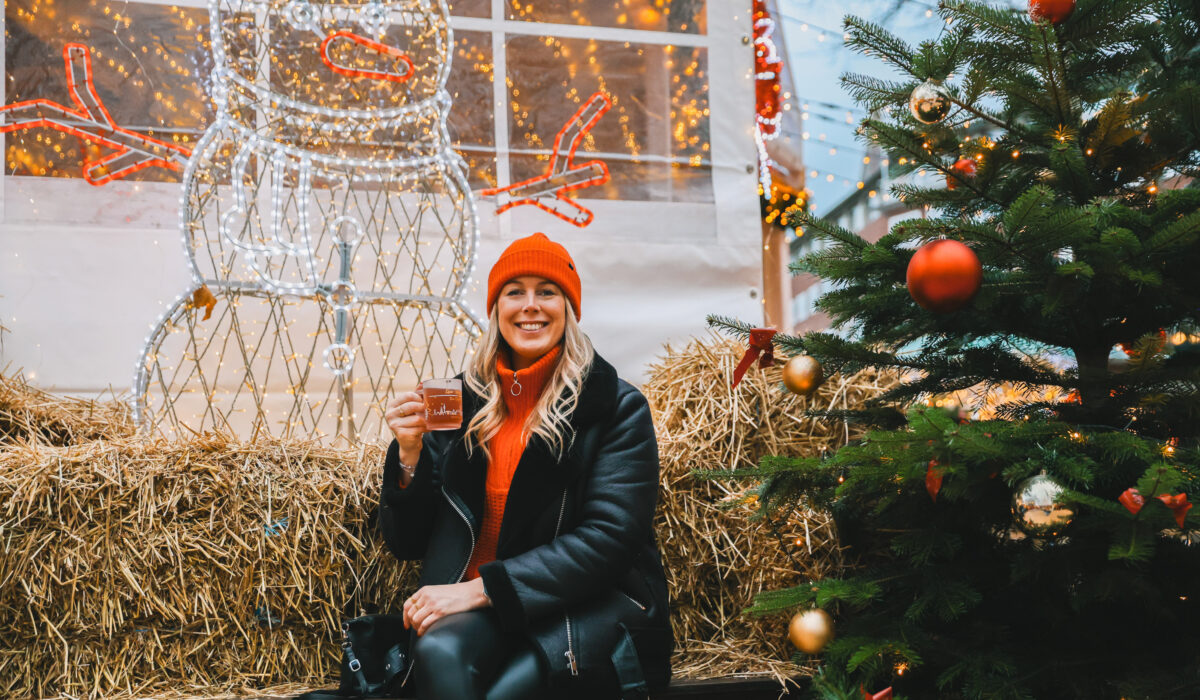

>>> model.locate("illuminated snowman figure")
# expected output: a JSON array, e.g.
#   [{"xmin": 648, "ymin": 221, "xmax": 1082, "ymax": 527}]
[{"xmin": 133, "ymin": 0, "xmax": 482, "ymax": 441}]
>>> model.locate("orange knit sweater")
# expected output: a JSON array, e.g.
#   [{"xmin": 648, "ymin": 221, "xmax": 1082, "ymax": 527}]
[{"xmin": 464, "ymin": 344, "xmax": 561, "ymax": 580}]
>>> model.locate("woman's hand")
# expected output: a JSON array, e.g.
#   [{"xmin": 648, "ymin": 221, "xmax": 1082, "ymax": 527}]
[
  {"xmin": 403, "ymin": 580, "xmax": 491, "ymax": 636},
  {"xmin": 385, "ymin": 388, "xmax": 427, "ymax": 468}
]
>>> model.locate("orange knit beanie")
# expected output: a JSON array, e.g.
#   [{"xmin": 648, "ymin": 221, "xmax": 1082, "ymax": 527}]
[{"xmin": 487, "ymin": 233, "xmax": 582, "ymax": 319}]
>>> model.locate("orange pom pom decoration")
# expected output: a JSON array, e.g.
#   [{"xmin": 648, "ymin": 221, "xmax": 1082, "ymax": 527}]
[
  {"xmin": 1029, "ymin": 0, "xmax": 1074, "ymax": 25},
  {"xmin": 906, "ymin": 239, "xmax": 983, "ymax": 313}
]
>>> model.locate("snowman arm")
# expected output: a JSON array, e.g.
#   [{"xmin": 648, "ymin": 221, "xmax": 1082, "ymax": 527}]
[
  {"xmin": 0, "ymin": 43, "xmax": 190, "ymax": 185},
  {"xmin": 556, "ymin": 92, "xmax": 612, "ymax": 173}
]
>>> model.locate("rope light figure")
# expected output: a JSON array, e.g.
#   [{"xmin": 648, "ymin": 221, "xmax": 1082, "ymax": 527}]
[
  {"xmin": 0, "ymin": 43, "xmax": 192, "ymax": 185},
  {"xmin": 480, "ymin": 91, "xmax": 611, "ymax": 227},
  {"xmin": 133, "ymin": 0, "xmax": 484, "ymax": 443}
]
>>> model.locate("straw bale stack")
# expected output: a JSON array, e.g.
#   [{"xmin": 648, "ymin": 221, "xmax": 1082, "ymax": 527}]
[
  {"xmin": 0, "ymin": 435, "xmax": 417, "ymax": 698},
  {"xmin": 644, "ymin": 335, "xmax": 896, "ymax": 685},
  {"xmin": 0, "ymin": 335, "xmax": 894, "ymax": 698},
  {"xmin": 0, "ymin": 372, "xmax": 133, "ymax": 446}
]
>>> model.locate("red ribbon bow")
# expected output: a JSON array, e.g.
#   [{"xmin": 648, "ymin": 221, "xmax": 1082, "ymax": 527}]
[
  {"xmin": 731, "ymin": 328, "xmax": 778, "ymax": 388},
  {"xmin": 861, "ymin": 686, "xmax": 893, "ymax": 700},
  {"xmin": 926, "ymin": 460, "xmax": 944, "ymax": 502},
  {"xmin": 1118, "ymin": 487, "xmax": 1145, "ymax": 515},
  {"xmin": 1156, "ymin": 492, "xmax": 1192, "ymax": 528}
]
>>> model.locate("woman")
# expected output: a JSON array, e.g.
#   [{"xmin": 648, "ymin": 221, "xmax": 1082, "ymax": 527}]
[{"xmin": 379, "ymin": 232, "xmax": 673, "ymax": 700}]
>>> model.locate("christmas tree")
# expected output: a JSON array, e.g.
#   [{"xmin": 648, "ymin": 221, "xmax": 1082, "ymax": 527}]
[{"xmin": 709, "ymin": 1, "xmax": 1200, "ymax": 697}]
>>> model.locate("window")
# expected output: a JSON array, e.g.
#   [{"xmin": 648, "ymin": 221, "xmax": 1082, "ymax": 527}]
[{"xmin": 5, "ymin": 0, "xmax": 714, "ymax": 204}]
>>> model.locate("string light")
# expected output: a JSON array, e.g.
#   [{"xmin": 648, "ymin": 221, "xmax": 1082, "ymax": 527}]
[{"xmin": 132, "ymin": 0, "xmax": 484, "ymax": 441}]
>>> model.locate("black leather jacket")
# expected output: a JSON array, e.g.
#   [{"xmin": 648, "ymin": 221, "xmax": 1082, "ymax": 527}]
[{"xmin": 378, "ymin": 352, "xmax": 673, "ymax": 697}]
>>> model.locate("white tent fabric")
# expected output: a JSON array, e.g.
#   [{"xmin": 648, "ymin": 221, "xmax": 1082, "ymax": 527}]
[{"xmin": 0, "ymin": 0, "xmax": 762, "ymax": 401}]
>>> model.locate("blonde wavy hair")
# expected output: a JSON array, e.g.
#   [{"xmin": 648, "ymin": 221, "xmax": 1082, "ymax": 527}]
[{"xmin": 463, "ymin": 300, "xmax": 595, "ymax": 463}]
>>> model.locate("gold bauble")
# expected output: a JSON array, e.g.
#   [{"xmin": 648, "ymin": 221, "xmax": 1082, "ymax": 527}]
[
  {"xmin": 1012, "ymin": 473, "xmax": 1074, "ymax": 538},
  {"xmin": 788, "ymin": 608, "xmax": 834, "ymax": 654},
  {"xmin": 908, "ymin": 78, "xmax": 952, "ymax": 124},
  {"xmin": 782, "ymin": 355, "xmax": 823, "ymax": 396}
]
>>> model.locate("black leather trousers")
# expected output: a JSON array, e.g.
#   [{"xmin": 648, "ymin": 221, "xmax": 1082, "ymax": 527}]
[{"xmin": 411, "ymin": 609, "xmax": 548, "ymax": 700}]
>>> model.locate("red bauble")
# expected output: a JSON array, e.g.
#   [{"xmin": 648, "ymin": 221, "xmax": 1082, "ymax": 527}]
[
  {"xmin": 906, "ymin": 239, "xmax": 983, "ymax": 313},
  {"xmin": 1029, "ymin": 0, "xmax": 1074, "ymax": 25},
  {"xmin": 945, "ymin": 157, "xmax": 977, "ymax": 191}
]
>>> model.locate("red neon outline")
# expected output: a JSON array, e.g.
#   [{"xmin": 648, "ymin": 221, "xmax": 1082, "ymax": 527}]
[
  {"xmin": 0, "ymin": 43, "xmax": 191, "ymax": 185},
  {"xmin": 480, "ymin": 91, "xmax": 612, "ymax": 228},
  {"xmin": 320, "ymin": 31, "xmax": 415, "ymax": 84}
]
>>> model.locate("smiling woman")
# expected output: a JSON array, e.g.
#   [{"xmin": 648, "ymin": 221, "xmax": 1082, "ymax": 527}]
[
  {"xmin": 496, "ymin": 276, "xmax": 568, "ymax": 369},
  {"xmin": 366, "ymin": 232, "xmax": 673, "ymax": 700}
]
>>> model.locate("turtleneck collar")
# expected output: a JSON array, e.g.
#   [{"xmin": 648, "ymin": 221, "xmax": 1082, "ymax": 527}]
[{"xmin": 496, "ymin": 344, "xmax": 561, "ymax": 411}]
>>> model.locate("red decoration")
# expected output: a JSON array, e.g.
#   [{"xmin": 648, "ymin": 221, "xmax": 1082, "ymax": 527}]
[
  {"xmin": 731, "ymin": 328, "xmax": 778, "ymax": 388},
  {"xmin": 926, "ymin": 460, "xmax": 944, "ymax": 502},
  {"xmin": 861, "ymin": 687, "xmax": 893, "ymax": 700},
  {"xmin": 1156, "ymin": 493, "xmax": 1192, "ymax": 528},
  {"xmin": 1119, "ymin": 487, "xmax": 1145, "ymax": 515},
  {"xmin": 1029, "ymin": 0, "xmax": 1075, "ymax": 25},
  {"xmin": 906, "ymin": 239, "xmax": 983, "ymax": 313},
  {"xmin": 320, "ymin": 30, "xmax": 414, "ymax": 84},
  {"xmin": 480, "ymin": 92, "xmax": 611, "ymax": 227},
  {"xmin": 753, "ymin": 0, "xmax": 784, "ymax": 139},
  {"xmin": 945, "ymin": 157, "xmax": 978, "ymax": 191},
  {"xmin": 0, "ymin": 43, "xmax": 191, "ymax": 185}
]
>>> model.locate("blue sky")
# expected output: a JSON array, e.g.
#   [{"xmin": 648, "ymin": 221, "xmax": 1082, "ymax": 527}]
[{"xmin": 776, "ymin": 0, "xmax": 955, "ymax": 215}]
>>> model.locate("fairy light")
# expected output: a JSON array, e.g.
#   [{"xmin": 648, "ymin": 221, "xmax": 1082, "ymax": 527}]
[
  {"xmin": 21, "ymin": 0, "xmax": 714, "ymax": 439},
  {"xmin": 130, "ymin": 0, "xmax": 484, "ymax": 440}
]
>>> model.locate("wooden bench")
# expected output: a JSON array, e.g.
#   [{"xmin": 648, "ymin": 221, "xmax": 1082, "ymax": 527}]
[
  {"xmin": 259, "ymin": 676, "xmax": 800, "ymax": 700},
  {"xmin": 656, "ymin": 676, "xmax": 799, "ymax": 698}
]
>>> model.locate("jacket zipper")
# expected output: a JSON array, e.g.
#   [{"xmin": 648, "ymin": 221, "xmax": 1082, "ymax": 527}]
[
  {"xmin": 397, "ymin": 485, "xmax": 477, "ymax": 690},
  {"xmin": 552, "ymin": 487, "xmax": 579, "ymax": 676},
  {"xmin": 621, "ymin": 591, "xmax": 647, "ymax": 611},
  {"xmin": 443, "ymin": 485, "xmax": 478, "ymax": 583}
]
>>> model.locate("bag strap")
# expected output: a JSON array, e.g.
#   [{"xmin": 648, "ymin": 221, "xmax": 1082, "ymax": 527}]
[
  {"xmin": 340, "ymin": 622, "xmax": 373, "ymax": 694},
  {"xmin": 341, "ymin": 621, "xmax": 408, "ymax": 696}
]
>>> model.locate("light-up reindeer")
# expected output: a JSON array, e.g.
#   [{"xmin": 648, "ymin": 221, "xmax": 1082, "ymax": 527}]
[{"xmin": 134, "ymin": 0, "xmax": 483, "ymax": 442}]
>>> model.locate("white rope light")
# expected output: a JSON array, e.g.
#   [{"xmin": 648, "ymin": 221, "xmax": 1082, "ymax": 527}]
[{"xmin": 133, "ymin": 0, "xmax": 484, "ymax": 443}]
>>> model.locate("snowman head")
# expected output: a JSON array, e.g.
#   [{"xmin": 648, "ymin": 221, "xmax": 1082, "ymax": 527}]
[{"xmin": 213, "ymin": 0, "xmax": 450, "ymax": 118}]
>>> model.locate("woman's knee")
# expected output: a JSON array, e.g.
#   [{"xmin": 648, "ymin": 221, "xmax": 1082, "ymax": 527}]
[{"xmin": 412, "ymin": 613, "xmax": 484, "ymax": 668}]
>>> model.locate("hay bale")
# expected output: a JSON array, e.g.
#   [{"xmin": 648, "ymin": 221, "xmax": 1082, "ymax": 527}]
[
  {"xmin": 0, "ymin": 434, "xmax": 417, "ymax": 698},
  {"xmin": 0, "ymin": 372, "xmax": 133, "ymax": 446},
  {"xmin": 0, "ymin": 333, "xmax": 896, "ymax": 698},
  {"xmin": 645, "ymin": 335, "xmax": 896, "ymax": 685}
]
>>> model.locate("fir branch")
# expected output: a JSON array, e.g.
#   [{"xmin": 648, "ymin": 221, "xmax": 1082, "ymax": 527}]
[
  {"xmin": 843, "ymin": 16, "xmax": 918, "ymax": 76},
  {"xmin": 1001, "ymin": 185, "xmax": 1055, "ymax": 240},
  {"xmin": 704, "ymin": 314, "xmax": 754, "ymax": 341},
  {"xmin": 791, "ymin": 210, "xmax": 870, "ymax": 250},
  {"xmin": 1032, "ymin": 22, "xmax": 1071, "ymax": 127},
  {"xmin": 839, "ymin": 73, "xmax": 912, "ymax": 113},
  {"xmin": 943, "ymin": 0, "xmax": 1030, "ymax": 45},
  {"xmin": 806, "ymin": 407, "xmax": 909, "ymax": 430},
  {"xmin": 1144, "ymin": 209, "xmax": 1200, "ymax": 253}
]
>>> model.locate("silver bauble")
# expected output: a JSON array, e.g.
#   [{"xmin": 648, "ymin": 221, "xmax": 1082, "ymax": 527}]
[
  {"xmin": 909, "ymin": 78, "xmax": 952, "ymax": 124},
  {"xmin": 1012, "ymin": 473, "xmax": 1074, "ymax": 537}
]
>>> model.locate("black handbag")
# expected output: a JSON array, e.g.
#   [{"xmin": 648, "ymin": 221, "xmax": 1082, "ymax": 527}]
[{"xmin": 332, "ymin": 614, "xmax": 415, "ymax": 698}]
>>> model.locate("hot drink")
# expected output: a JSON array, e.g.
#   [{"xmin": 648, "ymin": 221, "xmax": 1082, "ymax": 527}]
[{"xmin": 422, "ymin": 379, "xmax": 463, "ymax": 431}]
